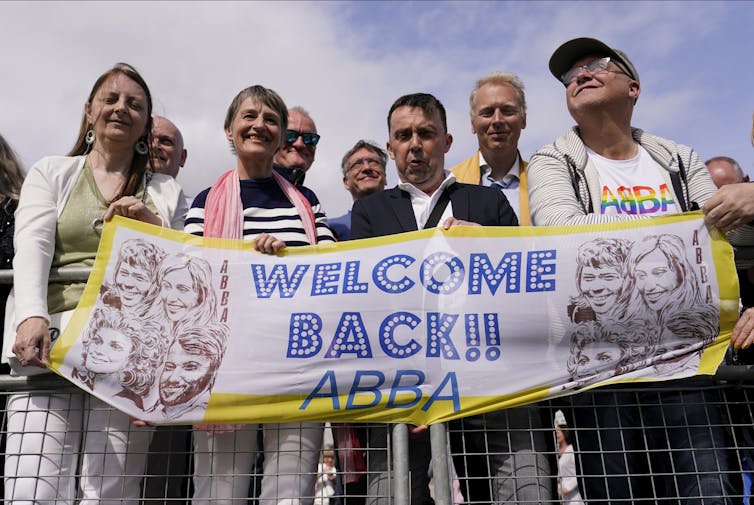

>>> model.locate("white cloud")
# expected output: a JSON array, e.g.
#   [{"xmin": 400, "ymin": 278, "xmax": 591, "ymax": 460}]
[{"xmin": 1, "ymin": 0, "xmax": 752, "ymax": 222}]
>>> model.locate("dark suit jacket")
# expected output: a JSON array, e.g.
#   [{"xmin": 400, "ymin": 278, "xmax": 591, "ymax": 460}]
[
  {"xmin": 350, "ymin": 181, "xmax": 519, "ymax": 505},
  {"xmin": 350, "ymin": 181, "xmax": 518, "ymax": 239}
]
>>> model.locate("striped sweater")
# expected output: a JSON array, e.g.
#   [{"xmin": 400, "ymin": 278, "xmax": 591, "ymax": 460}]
[
  {"xmin": 527, "ymin": 127, "xmax": 717, "ymax": 227},
  {"xmin": 185, "ymin": 177, "xmax": 335, "ymax": 246}
]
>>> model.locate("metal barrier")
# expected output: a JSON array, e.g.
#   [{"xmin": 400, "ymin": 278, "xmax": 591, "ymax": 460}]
[
  {"xmin": 2, "ymin": 372, "xmax": 754, "ymax": 504},
  {"xmin": 445, "ymin": 373, "xmax": 754, "ymax": 504},
  {"xmin": 3, "ymin": 268, "xmax": 754, "ymax": 504}
]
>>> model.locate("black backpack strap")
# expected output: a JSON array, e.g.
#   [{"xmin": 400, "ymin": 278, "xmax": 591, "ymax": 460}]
[
  {"xmin": 674, "ymin": 154, "xmax": 699, "ymax": 212},
  {"xmin": 566, "ymin": 155, "xmax": 593, "ymax": 214},
  {"xmin": 670, "ymin": 170, "xmax": 688, "ymax": 213},
  {"xmin": 424, "ymin": 188, "xmax": 452, "ymax": 229}
]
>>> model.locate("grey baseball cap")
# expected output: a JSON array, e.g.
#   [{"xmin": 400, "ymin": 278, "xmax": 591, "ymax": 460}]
[{"xmin": 549, "ymin": 37, "xmax": 639, "ymax": 83}]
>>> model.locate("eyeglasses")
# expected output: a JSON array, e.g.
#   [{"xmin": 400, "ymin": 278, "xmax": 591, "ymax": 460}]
[
  {"xmin": 347, "ymin": 157, "xmax": 383, "ymax": 172},
  {"xmin": 286, "ymin": 130, "xmax": 321, "ymax": 146},
  {"xmin": 560, "ymin": 57, "xmax": 626, "ymax": 86}
]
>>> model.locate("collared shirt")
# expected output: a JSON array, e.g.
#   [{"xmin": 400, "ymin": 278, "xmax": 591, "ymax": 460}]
[
  {"xmin": 479, "ymin": 152, "xmax": 522, "ymax": 220},
  {"xmin": 397, "ymin": 172, "xmax": 456, "ymax": 229}
]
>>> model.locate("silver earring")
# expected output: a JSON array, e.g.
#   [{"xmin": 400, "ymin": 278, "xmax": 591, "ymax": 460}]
[
  {"xmin": 85, "ymin": 128, "xmax": 95, "ymax": 145},
  {"xmin": 135, "ymin": 139, "xmax": 148, "ymax": 156}
]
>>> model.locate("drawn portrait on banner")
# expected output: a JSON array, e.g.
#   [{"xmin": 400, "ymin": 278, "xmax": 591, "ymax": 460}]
[
  {"xmin": 70, "ymin": 306, "xmax": 165, "ymax": 409},
  {"xmin": 151, "ymin": 323, "xmax": 228, "ymax": 420},
  {"xmin": 145, "ymin": 252, "xmax": 230, "ymax": 420},
  {"xmin": 68, "ymin": 237, "xmax": 170, "ymax": 407},
  {"xmin": 64, "ymin": 243, "xmax": 229, "ymax": 418},
  {"xmin": 568, "ymin": 238, "xmax": 633, "ymax": 325},
  {"xmin": 653, "ymin": 307, "xmax": 718, "ymax": 376},
  {"xmin": 149, "ymin": 253, "xmax": 223, "ymax": 334},
  {"xmin": 100, "ymin": 238, "xmax": 167, "ymax": 316},
  {"xmin": 565, "ymin": 233, "xmax": 719, "ymax": 382},
  {"xmin": 626, "ymin": 234, "xmax": 719, "ymax": 377},
  {"xmin": 565, "ymin": 320, "xmax": 655, "ymax": 387}
]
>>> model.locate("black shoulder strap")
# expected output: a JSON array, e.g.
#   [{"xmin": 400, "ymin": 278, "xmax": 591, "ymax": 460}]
[
  {"xmin": 669, "ymin": 170, "xmax": 688, "ymax": 212},
  {"xmin": 672, "ymin": 154, "xmax": 699, "ymax": 212},
  {"xmin": 424, "ymin": 188, "xmax": 452, "ymax": 229},
  {"xmin": 566, "ymin": 155, "xmax": 593, "ymax": 214}
]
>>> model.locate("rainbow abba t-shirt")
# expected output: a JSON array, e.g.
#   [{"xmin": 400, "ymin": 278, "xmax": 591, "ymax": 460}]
[{"xmin": 587, "ymin": 146, "xmax": 679, "ymax": 217}]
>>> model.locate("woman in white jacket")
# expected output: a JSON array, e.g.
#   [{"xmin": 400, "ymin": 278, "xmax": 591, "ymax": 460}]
[{"xmin": 5, "ymin": 62, "xmax": 187, "ymax": 504}]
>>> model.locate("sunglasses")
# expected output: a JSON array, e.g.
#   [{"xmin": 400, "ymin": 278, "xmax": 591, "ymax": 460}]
[
  {"xmin": 286, "ymin": 130, "xmax": 321, "ymax": 146},
  {"xmin": 560, "ymin": 56, "xmax": 627, "ymax": 86}
]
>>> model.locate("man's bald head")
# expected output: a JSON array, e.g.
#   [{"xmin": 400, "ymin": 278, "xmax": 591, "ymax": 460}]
[
  {"xmin": 705, "ymin": 156, "xmax": 748, "ymax": 188},
  {"xmin": 151, "ymin": 116, "xmax": 187, "ymax": 178},
  {"xmin": 274, "ymin": 106, "xmax": 318, "ymax": 172}
]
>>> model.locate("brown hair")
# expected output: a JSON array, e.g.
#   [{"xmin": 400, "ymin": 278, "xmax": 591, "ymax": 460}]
[
  {"xmin": 69, "ymin": 63, "xmax": 154, "ymax": 197},
  {"xmin": 0, "ymin": 133, "xmax": 24, "ymax": 208}
]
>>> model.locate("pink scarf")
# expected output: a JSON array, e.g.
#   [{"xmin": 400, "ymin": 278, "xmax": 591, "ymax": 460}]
[{"xmin": 203, "ymin": 168, "xmax": 318, "ymax": 244}]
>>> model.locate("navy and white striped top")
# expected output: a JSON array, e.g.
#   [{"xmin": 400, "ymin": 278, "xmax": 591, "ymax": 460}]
[{"xmin": 185, "ymin": 178, "xmax": 335, "ymax": 246}]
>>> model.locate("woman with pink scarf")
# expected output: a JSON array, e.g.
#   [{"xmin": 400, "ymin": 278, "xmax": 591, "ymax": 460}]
[{"xmin": 184, "ymin": 85, "xmax": 334, "ymax": 505}]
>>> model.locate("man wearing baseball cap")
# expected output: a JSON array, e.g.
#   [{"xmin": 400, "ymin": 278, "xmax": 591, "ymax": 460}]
[{"xmin": 527, "ymin": 37, "xmax": 748, "ymax": 504}]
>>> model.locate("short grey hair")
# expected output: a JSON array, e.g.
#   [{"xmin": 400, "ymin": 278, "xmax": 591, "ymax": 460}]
[
  {"xmin": 289, "ymin": 106, "xmax": 316, "ymax": 130},
  {"xmin": 224, "ymin": 85, "xmax": 288, "ymax": 154},
  {"xmin": 340, "ymin": 140, "xmax": 388, "ymax": 176}
]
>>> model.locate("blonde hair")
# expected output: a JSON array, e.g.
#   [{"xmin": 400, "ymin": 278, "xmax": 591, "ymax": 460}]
[{"xmin": 469, "ymin": 71, "xmax": 527, "ymax": 116}]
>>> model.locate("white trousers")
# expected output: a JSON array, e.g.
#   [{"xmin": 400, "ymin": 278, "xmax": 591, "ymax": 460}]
[
  {"xmin": 4, "ymin": 392, "xmax": 153, "ymax": 505},
  {"xmin": 192, "ymin": 422, "xmax": 324, "ymax": 505}
]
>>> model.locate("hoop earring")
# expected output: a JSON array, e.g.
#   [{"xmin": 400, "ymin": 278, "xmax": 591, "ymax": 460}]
[
  {"xmin": 135, "ymin": 139, "xmax": 148, "ymax": 156},
  {"xmin": 85, "ymin": 128, "xmax": 95, "ymax": 145}
]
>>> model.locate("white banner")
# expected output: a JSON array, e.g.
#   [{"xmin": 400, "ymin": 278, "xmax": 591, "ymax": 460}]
[{"xmin": 48, "ymin": 213, "xmax": 738, "ymax": 425}]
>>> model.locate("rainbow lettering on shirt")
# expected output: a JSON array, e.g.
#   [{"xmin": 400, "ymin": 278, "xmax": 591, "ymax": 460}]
[{"xmin": 601, "ymin": 184, "xmax": 676, "ymax": 215}]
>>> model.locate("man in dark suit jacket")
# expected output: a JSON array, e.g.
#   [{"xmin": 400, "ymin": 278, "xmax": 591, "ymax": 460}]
[
  {"xmin": 351, "ymin": 180, "xmax": 515, "ymax": 238},
  {"xmin": 352, "ymin": 94, "xmax": 517, "ymax": 239},
  {"xmin": 350, "ymin": 93, "xmax": 520, "ymax": 505}
]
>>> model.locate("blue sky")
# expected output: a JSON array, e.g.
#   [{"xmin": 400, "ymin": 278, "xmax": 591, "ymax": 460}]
[{"xmin": 2, "ymin": 1, "xmax": 753, "ymax": 216}]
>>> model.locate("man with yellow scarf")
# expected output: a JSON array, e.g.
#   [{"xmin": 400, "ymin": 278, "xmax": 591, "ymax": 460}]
[
  {"xmin": 450, "ymin": 71, "xmax": 531, "ymax": 225},
  {"xmin": 448, "ymin": 72, "xmax": 551, "ymax": 503}
]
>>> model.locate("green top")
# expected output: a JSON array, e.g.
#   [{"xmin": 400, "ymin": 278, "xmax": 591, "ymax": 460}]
[{"xmin": 48, "ymin": 162, "xmax": 156, "ymax": 314}]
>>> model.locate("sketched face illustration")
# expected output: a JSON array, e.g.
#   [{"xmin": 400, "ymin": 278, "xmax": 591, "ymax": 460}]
[
  {"xmin": 574, "ymin": 340, "xmax": 622, "ymax": 377},
  {"xmin": 115, "ymin": 262, "xmax": 151, "ymax": 309},
  {"xmin": 654, "ymin": 340, "xmax": 698, "ymax": 375},
  {"xmin": 565, "ymin": 320, "xmax": 651, "ymax": 382},
  {"xmin": 579, "ymin": 264, "xmax": 623, "ymax": 316},
  {"xmin": 161, "ymin": 267, "xmax": 200, "ymax": 323},
  {"xmin": 84, "ymin": 327, "xmax": 133, "ymax": 374},
  {"xmin": 159, "ymin": 342, "xmax": 211, "ymax": 406},
  {"xmin": 634, "ymin": 249, "xmax": 679, "ymax": 312},
  {"xmin": 570, "ymin": 238, "xmax": 632, "ymax": 324}
]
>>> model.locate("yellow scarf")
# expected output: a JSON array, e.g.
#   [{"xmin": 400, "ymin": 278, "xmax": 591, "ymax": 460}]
[{"xmin": 450, "ymin": 151, "xmax": 530, "ymax": 225}]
